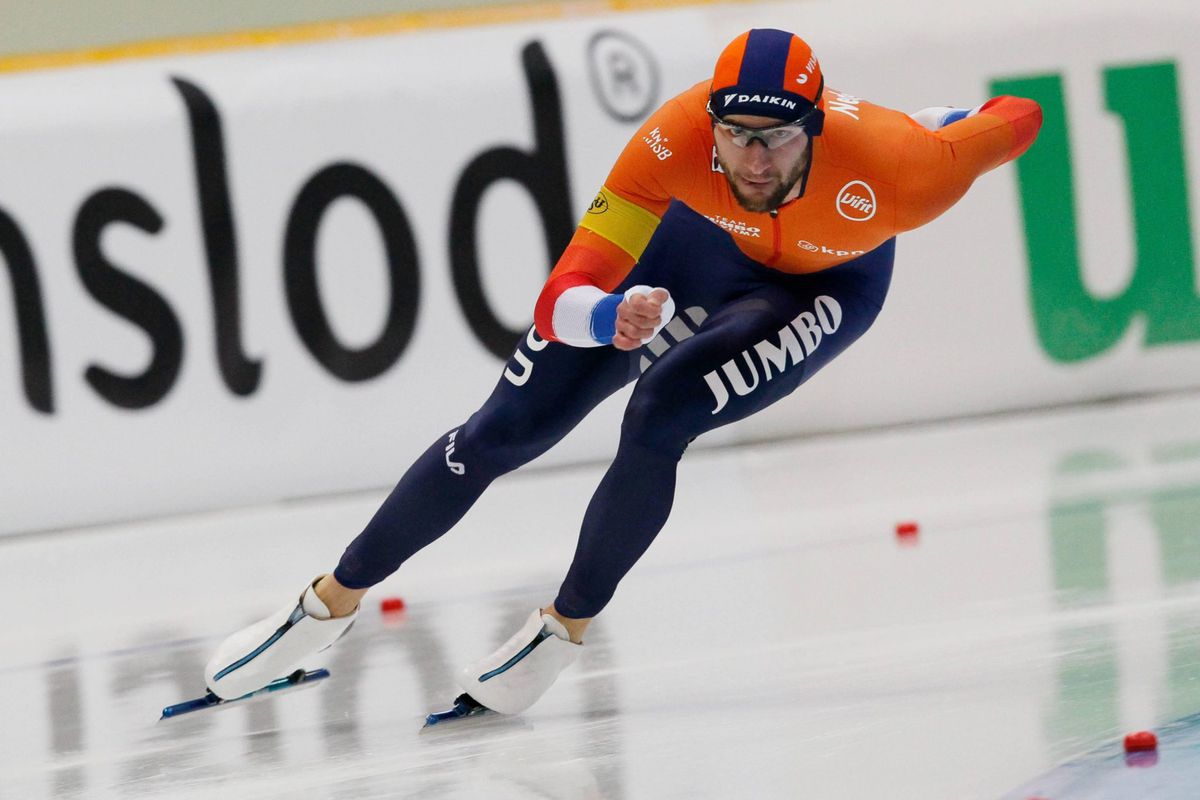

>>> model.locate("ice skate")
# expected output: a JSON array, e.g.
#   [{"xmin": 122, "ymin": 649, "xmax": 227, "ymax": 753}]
[
  {"xmin": 204, "ymin": 577, "xmax": 357, "ymax": 700},
  {"xmin": 427, "ymin": 609, "xmax": 580, "ymax": 724},
  {"xmin": 161, "ymin": 668, "xmax": 331, "ymax": 720}
]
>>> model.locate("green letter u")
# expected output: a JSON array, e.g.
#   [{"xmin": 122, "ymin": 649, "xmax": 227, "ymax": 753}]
[{"xmin": 993, "ymin": 63, "xmax": 1200, "ymax": 362}]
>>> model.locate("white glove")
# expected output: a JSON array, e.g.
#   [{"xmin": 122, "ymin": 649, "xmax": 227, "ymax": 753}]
[{"xmin": 623, "ymin": 284, "xmax": 676, "ymax": 345}]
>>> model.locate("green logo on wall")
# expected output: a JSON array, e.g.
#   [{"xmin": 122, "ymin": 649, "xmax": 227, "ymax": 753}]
[{"xmin": 991, "ymin": 63, "xmax": 1200, "ymax": 363}]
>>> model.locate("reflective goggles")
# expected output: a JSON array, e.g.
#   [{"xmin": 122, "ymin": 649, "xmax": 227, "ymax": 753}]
[{"xmin": 707, "ymin": 103, "xmax": 810, "ymax": 149}]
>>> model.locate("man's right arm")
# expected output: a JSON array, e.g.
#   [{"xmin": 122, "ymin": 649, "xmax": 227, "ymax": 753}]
[
  {"xmin": 533, "ymin": 97, "xmax": 703, "ymax": 348},
  {"xmin": 533, "ymin": 195, "xmax": 669, "ymax": 349}
]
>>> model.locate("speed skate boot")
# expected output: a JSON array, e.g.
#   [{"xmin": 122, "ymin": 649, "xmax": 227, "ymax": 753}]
[
  {"xmin": 457, "ymin": 609, "xmax": 581, "ymax": 715},
  {"xmin": 205, "ymin": 577, "xmax": 357, "ymax": 700}
]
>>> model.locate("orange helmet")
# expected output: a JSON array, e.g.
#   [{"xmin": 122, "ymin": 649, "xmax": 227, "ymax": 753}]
[{"xmin": 710, "ymin": 29, "xmax": 825, "ymax": 135}]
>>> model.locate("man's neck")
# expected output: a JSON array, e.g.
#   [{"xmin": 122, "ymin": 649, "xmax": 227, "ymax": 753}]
[{"xmin": 775, "ymin": 143, "xmax": 813, "ymax": 210}]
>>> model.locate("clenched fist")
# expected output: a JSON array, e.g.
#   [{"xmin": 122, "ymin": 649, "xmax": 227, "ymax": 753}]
[{"xmin": 613, "ymin": 288, "xmax": 671, "ymax": 351}]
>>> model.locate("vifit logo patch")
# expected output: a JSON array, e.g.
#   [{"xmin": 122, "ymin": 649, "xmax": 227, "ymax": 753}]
[{"xmin": 836, "ymin": 181, "xmax": 876, "ymax": 221}]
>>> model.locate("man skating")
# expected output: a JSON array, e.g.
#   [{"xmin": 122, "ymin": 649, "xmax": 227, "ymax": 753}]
[{"xmin": 204, "ymin": 28, "xmax": 1042, "ymax": 717}]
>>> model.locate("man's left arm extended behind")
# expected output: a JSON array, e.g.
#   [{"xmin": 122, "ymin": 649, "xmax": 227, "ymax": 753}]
[{"xmin": 896, "ymin": 95, "xmax": 1043, "ymax": 232}]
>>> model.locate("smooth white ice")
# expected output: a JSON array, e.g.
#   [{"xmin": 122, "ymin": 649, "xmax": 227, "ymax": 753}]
[{"xmin": 3, "ymin": 392, "xmax": 1200, "ymax": 799}]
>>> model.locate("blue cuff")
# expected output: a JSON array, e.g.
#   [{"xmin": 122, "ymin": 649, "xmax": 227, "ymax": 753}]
[
  {"xmin": 588, "ymin": 293, "xmax": 623, "ymax": 345},
  {"xmin": 941, "ymin": 108, "xmax": 970, "ymax": 127}
]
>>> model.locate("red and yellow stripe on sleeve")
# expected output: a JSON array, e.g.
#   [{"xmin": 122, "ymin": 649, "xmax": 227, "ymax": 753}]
[
  {"xmin": 577, "ymin": 186, "xmax": 664, "ymax": 264},
  {"xmin": 533, "ymin": 186, "xmax": 664, "ymax": 339}
]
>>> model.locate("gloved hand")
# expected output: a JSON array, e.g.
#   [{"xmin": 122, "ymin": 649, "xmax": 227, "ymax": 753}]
[{"xmin": 612, "ymin": 285, "xmax": 675, "ymax": 351}]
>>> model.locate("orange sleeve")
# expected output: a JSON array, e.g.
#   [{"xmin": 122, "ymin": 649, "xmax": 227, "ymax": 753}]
[
  {"xmin": 895, "ymin": 96, "xmax": 1042, "ymax": 231},
  {"xmin": 534, "ymin": 231, "xmax": 636, "ymax": 337},
  {"xmin": 534, "ymin": 89, "xmax": 710, "ymax": 339}
]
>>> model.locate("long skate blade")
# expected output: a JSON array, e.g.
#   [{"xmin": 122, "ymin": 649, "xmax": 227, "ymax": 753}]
[
  {"xmin": 159, "ymin": 668, "xmax": 330, "ymax": 720},
  {"xmin": 422, "ymin": 693, "xmax": 491, "ymax": 728}
]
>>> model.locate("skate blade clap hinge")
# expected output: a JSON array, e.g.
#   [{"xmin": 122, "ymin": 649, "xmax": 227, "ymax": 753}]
[
  {"xmin": 160, "ymin": 668, "xmax": 331, "ymax": 720},
  {"xmin": 423, "ymin": 693, "xmax": 490, "ymax": 727},
  {"xmin": 423, "ymin": 626, "xmax": 554, "ymax": 727}
]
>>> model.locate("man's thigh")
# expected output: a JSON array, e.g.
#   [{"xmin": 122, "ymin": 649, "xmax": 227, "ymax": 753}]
[
  {"xmin": 625, "ymin": 241, "xmax": 895, "ymax": 447},
  {"xmin": 461, "ymin": 327, "xmax": 637, "ymax": 464}
]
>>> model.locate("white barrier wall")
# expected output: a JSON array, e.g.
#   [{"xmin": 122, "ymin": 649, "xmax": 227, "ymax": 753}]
[{"xmin": 2, "ymin": 0, "xmax": 1199, "ymax": 536}]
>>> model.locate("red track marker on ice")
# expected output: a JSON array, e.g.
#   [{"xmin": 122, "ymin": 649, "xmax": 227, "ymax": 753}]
[
  {"xmin": 1124, "ymin": 730, "xmax": 1157, "ymax": 752},
  {"xmin": 380, "ymin": 596, "xmax": 406, "ymax": 614}
]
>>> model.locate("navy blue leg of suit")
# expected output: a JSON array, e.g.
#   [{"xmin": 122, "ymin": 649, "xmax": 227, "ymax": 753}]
[
  {"xmin": 332, "ymin": 334, "xmax": 634, "ymax": 588},
  {"xmin": 334, "ymin": 203, "xmax": 894, "ymax": 617}
]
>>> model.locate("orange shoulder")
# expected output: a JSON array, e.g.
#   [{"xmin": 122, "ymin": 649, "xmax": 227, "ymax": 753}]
[
  {"xmin": 817, "ymin": 90, "xmax": 915, "ymax": 184},
  {"xmin": 601, "ymin": 82, "xmax": 713, "ymax": 215}
]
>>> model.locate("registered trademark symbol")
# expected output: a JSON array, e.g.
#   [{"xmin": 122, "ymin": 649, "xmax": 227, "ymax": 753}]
[{"xmin": 586, "ymin": 30, "xmax": 659, "ymax": 123}]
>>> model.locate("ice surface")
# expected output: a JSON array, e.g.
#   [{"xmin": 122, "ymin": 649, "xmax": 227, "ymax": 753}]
[{"xmin": 3, "ymin": 392, "xmax": 1199, "ymax": 799}]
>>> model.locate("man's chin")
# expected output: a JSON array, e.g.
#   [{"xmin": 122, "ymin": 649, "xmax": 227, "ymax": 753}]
[
  {"xmin": 737, "ymin": 197, "xmax": 773, "ymax": 213},
  {"xmin": 731, "ymin": 181, "xmax": 784, "ymax": 213},
  {"xmin": 717, "ymin": 147, "xmax": 809, "ymax": 213}
]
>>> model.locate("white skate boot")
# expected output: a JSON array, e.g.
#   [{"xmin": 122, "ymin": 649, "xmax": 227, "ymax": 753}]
[
  {"xmin": 205, "ymin": 577, "xmax": 357, "ymax": 700},
  {"xmin": 457, "ymin": 609, "xmax": 581, "ymax": 715}
]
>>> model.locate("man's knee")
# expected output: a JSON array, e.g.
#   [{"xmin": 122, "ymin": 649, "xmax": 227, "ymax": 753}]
[
  {"xmin": 619, "ymin": 368, "xmax": 703, "ymax": 457},
  {"xmin": 459, "ymin": 407, "xmax": 531, "ymax": 472},
  {"xmin": 460, "ymin": 397, "xmax": 571, "ymax": 473}
]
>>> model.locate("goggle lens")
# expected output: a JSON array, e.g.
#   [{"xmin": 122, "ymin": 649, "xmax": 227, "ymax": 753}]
[
  {"xmin": 715, "ymin": 121, "xmax": 801, "ymax": 149},
  {"xmin": 705, "ymin": 101, "xmax": 814, "ymax": 150},
  {"xmin": 712, "ymin": 118, "xmax": 807, "ymax": 149}
]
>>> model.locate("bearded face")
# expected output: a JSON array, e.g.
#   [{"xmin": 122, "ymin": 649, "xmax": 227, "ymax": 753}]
[{"xmin": 712, "ymin": 114, "xmax": 811, "ymax": 213}]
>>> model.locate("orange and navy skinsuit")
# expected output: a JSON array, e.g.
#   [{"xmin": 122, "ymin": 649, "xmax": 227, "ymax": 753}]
[
  {"xmin": 533, "ymin": 81, "xmax": 1042, "ymax": 346},
  {"xmin": 334, "ymin": 82, "xmax": 1042, "ymax": 619}
]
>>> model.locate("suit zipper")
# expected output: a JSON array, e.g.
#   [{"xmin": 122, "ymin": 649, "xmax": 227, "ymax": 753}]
[{"xmin": 767, "ymin": 209, "xmax": 782, "ymax": 265}]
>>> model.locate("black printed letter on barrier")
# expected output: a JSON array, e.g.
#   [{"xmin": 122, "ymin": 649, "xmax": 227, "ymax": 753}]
[
  {"xmin": 74, "ymin": 189, "xmax": 183, "ymax": 409},
  {"xmin": 448, "ymin": 41, "xmax": 574, "ymax": 360}
]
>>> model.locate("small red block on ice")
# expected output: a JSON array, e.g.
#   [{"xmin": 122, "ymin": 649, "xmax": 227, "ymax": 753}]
[
  {"xmin": 1124, "ymin": 731, "xmax": 1157, "ymax": 752},
  {"xmin": 895, "ymin": 521, "xmax": 919, "ymax": 537},
  {"xmin": 379, "ymin": 596, "xmax": 406, "ymax": 614}
]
